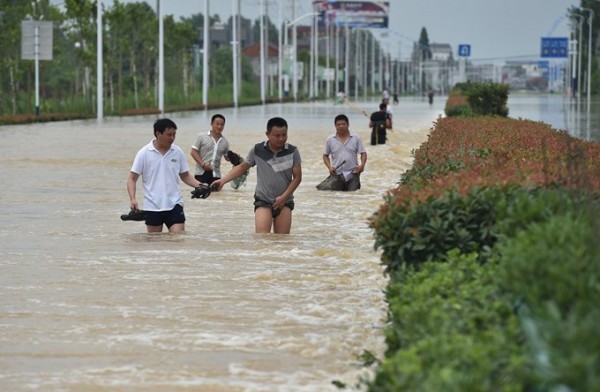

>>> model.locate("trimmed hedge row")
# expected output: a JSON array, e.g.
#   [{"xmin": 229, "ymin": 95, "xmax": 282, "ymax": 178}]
[
  {"xmin": 366, "ymin": 115, "xmax": 600, "ymax": 391},
  {"xmin": 444, "ymin": 82, "xmax": 509, "ymax": 117}
]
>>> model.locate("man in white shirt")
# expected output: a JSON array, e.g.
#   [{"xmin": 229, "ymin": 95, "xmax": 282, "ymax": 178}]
[{"xmin": 127, "ymin": 118, "xmax": 205, "ymax": 233}]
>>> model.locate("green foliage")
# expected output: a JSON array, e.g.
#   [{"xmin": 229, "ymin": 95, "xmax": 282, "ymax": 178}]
[
  {"xmin": 465, "ymin": 82, "xmax": 509, "ymax": 116},
  {"xmin": 492, "ymin": 187, "xmax": 597, "ymax": 240},
  {"xmin": 499, "ymin": 212, "xmax": 598, "ymax": 315},
  {"xmin": 496, "ymin": 212, "xmax": 600, "ymax": 391},
  {"xmin": 369, "ymin": 111, "xmax": 600, "ymax": 390},
  {"xmin": 0, "ymin": 1, "xmax": 278, "ymax": 117},
  {"xmin": 445, "ymin": 82, "xmax": 509, "ymax": 117},
  {"xmin": 373, "ymin": 187, "xmax": 504, "ymax": 274},
  {"xmin": 373, "ymin": 184, "xmax": 598, "ymax": 277},
  {"xmin": 369, "ymin": 252, "xmax": 529, "ymax": 391},
  {"xmin": 444, "ymin": 103, "xmax": 474, "ymax": 117}
]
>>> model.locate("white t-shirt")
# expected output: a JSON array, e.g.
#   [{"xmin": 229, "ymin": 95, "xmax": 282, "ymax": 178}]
[{"xmin": 131, "ymin": 140, "xmax": 190, "ymax": 211}]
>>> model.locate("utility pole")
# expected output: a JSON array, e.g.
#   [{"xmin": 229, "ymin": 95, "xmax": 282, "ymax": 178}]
[
  {"xmin": 157, "ymin": 0, "xmax": 164, "ymax": 113},
  {"xmin": 202, "ymin": 0, "xmax": 209, "ymax": 109},
  {"xmin": 259, "ymin": 0, "xmax": 265, "ymax": 104},
  {"xmin": 97, "ymin": 0, "xmax": 103, "ymax": 119},
  {"xmin": 232, "ymin": 0, "xmax": 239, "ymax": 107}
]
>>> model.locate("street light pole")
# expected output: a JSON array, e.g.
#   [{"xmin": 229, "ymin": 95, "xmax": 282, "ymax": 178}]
[
  {"xmin": 572, "ymin": 14, "xmax": 583, "ymax": 99},
  {"xmin": 284, "ymin": 12, "xmax": 318, "ymax": 101},
  {"xmin": 278, "ymin": 0, "xmax": 283, "ymax": 101},
  {"xmin": 202, "ymin": 0, "xmax": 209, "ymax": 109},
  {"xmin": 259, "ymin": 0, "xmax": 265, "ymax": 104},
  {"xmin": 232, "ymin": 0, "xmax": 239, "ymax": 107},
  {"xmin": 157, "ymin": 0, "xmax": 164, "ymax": 113},
  {"xmin": 580, "ymin": 7, "xmax": 593, "ymax": 110},
  {"xmin": 97, "ymin": 0, "xmax": 103, "ymax": 119}
]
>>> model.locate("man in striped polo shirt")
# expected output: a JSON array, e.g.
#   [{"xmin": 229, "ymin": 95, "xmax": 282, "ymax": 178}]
[{"xmin": 211, "ymin": 117, "xmax": 302, "ymax": 234}]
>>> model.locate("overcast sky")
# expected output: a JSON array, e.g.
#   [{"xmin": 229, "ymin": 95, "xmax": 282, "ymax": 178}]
[{"xmin": 112, "ymin": 0, "xmax": 577, "ymax": 61}]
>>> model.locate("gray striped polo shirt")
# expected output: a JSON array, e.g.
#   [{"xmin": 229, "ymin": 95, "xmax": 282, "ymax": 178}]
[{"xmin": 246, "ymin": 141, "xmax": 301, "ymax": 203}]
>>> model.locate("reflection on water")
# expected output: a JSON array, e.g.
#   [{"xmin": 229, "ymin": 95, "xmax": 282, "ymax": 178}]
[
  {"xmin": 507, "ymin": 93, "xmax": 600, "ymax": 142},
  {"xmin": 0, "ymin": 98, "xmax": 440, "ymax": 391}
]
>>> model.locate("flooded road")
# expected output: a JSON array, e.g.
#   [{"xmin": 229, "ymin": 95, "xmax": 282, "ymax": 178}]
[
  {"xmin": 507, "ymin": 92, "xmax": 600, "ymax": 142},
  {"xmin": 0, "ymin": 98, "xmax": 440, "ymax": 391}
]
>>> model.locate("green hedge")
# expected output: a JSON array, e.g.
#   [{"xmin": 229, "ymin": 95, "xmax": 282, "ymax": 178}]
[
  {"xmin": 368, "ymin": 187, "xmax": 600, "ymax": 391},
  {"xmin": 445, "ymin": 82, "xmax": 509, "ymax": 117},
  {"xmin": 370, "ymin": 252, "xmax": 530, "ymax": 392},
  {"xmin": 365, "ymin": 112, "xmax": 600, "ymax": 391}
]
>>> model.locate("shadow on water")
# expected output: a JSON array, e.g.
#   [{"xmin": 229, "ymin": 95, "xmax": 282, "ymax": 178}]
[{"xmin": 507, "ymin": 93, "xmax": 600, "ymax": 142}]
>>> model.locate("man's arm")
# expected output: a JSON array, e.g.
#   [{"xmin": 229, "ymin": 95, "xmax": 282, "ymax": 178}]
[
  {"xmin": 322, "ymin": 154, "xmax": 335, "ymax": 175},
  {"xmin": 212, "ymin": 161, "xmax": 251, "ymax": 191},
  {"xmin": 273, "ymin": 164, "xmax": 302, "ymax": 210},
  {"xmin": 127, "ymin": 172, "xmax": 140, "ymax": 210},
  {"xmin": 191, "ymin": 147, "xmax": 212, "ymax": 171},
  {"xmin": 180, "ymin": 171, "xmax": 205, "ymax": 188}
]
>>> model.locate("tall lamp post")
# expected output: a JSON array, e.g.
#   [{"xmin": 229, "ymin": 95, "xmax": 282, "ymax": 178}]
[
  {"xmin": 232, "ymin": 0, "xmax": 239, "ymax": 107},
  {"xmin": 97, "ymin": 0, "xmax": 103, "ymax": 119},
  {"xmin": 572, "ymin": 14, "xmax": 583, "ymax": 99},
  {"xmin": 580, "ymin": 7, "xmax": 594, "ymax": 110},
  {"xmin": 283, "ymin": 12, "xmax": 318, "ymax": 101},
  {"xmin": 202, "ymin": 0, "xmax": 209, "ymax": 109},
  {"xmin": 157, "ymin": 0, "xmax": 164, "ymax": 114}
]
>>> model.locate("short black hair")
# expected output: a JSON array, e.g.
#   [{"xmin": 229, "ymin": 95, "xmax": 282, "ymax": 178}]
[
  {"xmin": 211, "ymin": 114, "xmax": 225, "ymax": 124},
  {"xmin": 153, "ymin": 118, "xmax": 177, "ymax": 136},
  {"xmin": 334, "ymin": 114, "xmax": 349, "ymax": 124},
  {"xmin": 379, "ymin": 102, "xmax": 387, "ymax": 110},
  {"xmin": 266, "ymin": 117, "xmax": 288, "ymax": 132}
]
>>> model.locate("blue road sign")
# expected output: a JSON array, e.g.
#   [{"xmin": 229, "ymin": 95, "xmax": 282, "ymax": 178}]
[
  {"xmin": 458, "ymin": 44, "xmax": 471, "ymax": 57},
  {"xmin": 541, "ymin": 37, "xmax": 568, "ymax": 58}
]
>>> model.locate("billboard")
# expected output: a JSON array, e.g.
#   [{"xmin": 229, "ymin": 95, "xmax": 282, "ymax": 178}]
[{"xmin": 315, "ymin": 1, "xmax": 390, "ymax": 28}]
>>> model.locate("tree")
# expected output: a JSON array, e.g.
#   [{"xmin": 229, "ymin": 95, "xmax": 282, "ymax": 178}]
[
  {"xmin": 164, "ymin": 16, "xmax": 196, "ymax": 100},
  {"xmin": 418, "ymin": 27, "xmax": 431, "ymax": 61},
  {"xmin": 64, "ymin": 0, "xmax": 96, "ymax": 109},
  {"xmin": 0, "ymin": 0, "xmax": 33, "ymax": 114}
]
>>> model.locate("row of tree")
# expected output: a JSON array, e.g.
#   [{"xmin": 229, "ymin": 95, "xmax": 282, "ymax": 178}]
[
  {"xmin": 0, "ymin": 0, "xmax": 284, "ymax": 117},
  {"xmin": 568, "ymin": 1, "xmax": 600, "ymax": 97}
]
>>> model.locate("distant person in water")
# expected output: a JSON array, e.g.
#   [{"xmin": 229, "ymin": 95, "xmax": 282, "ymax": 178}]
[
  {"xmin": 369, "ymin": 102, "xmax": 392, "ymax": 145},
  {"xmin": 320, "ymin": 114, "xmax": 367, "ymax": 192}
]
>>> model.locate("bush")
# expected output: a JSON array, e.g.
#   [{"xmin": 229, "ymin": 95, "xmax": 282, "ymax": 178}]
[
  {"xmin": 466, "ymin": 82, "xmax": 509, "ymax": 117},
  {"xmin": 444, "ymin": 91, "xmax": 474, "ymax": 117},
  {"xmin": 444, "ymin": 82, "xmax": 509, "ymax": 117},
  {"xmin": 497, "ymin": 212, "xmax": 600, "ymax": 391},
  {"xmin": 367, "ymin": 112, "xmax": 600, "ymax": 392},
  {"xmin": 371, "ymin": 187, "xmax": 501, "ymax": 274},
  {"xmin": 369, "ymin": 252, "xmax": 529, "ymax": 392},
  {"xmin": 371, "ymin": 185, "xmax": 598, "ymax": 277}
]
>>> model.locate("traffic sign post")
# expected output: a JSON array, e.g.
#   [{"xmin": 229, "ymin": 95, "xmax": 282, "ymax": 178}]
[
  {"xmin": 21, "ymin": 21, "xmax": 53, "ymax": 116},
  {"xmin": 457, "ymin": 44, "xmax": 470, "ymax": 83},
  {"xmin": 458, "ymin": 44, "xmax": 471, "ymax": 57},
  {"xmin": 540, "ymin": 37, "xmax": 568, "ymax": 58}
]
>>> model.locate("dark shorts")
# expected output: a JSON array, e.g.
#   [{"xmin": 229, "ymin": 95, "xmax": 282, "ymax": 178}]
[
  {"xmin": 195, "ymin": 172, "xmax": 220, "ymax": 185},
  {"xmin": 253, "ymin": 197, "xmax": 295, "ymax": 218},
  {"xmin": 145, "ymin": 204, "xmax": 185, "ymax": 228}
]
